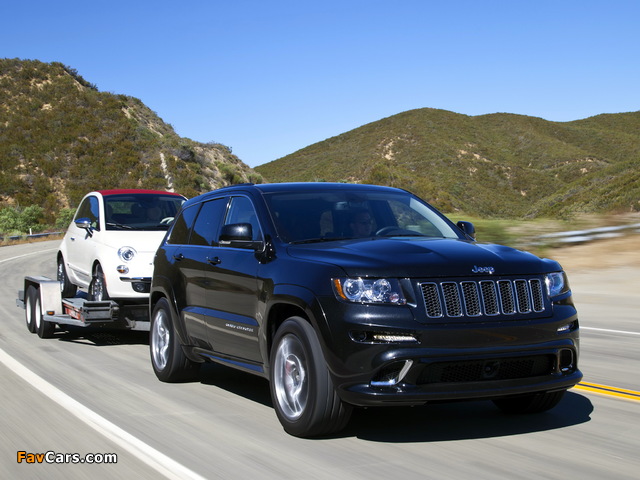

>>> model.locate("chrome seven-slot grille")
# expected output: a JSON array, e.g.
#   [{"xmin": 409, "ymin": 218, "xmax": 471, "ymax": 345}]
[{"xmin": 420, "ymin": 277, "xmax": 546, "ymax": 318}]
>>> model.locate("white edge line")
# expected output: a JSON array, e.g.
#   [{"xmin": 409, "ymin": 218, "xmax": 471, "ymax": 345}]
[
  {"xmin": 582, "ymin": 326, "xmax": 640, "ymax": 336},
  {"xmin": 0, "ymin": 347, "xmax": 207, "ymax": 480},
  {"xmin": 0, "ymin": 248, "xmax": 59, "ymax": 264}
]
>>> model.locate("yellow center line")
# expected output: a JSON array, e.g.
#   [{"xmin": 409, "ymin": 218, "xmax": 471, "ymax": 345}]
[{"xmin": 574, "ymin": 382, "xmax": 640, "ymax": 402}]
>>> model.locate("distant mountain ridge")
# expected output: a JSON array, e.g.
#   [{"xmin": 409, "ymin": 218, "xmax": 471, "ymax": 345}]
[
  {"xmin": 3, "ymin": 58, "xmax": 638, "ymax": 222},
  {"xmin": 255, "ymin": 108, "xmax": 640, "ymax": 217},
  {"xmin": 0, "ymin": 58, "xmax": 262, "ymax": 222}
]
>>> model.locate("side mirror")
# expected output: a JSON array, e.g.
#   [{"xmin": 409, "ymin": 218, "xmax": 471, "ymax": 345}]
[
  {"xmin": 75, "ymin": 217, "xmax": 94, "ymax": 237},
  {"xmin": 457, "ymin": 221, "xmax": 476, "ymax": 240},
  {"xmin": 219, "ymin": 223, "xmax": 263, "ymax": 250}
]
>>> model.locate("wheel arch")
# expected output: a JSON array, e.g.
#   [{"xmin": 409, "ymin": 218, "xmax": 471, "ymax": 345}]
[
  {"xmin": 150, "ymin": 277, "xmax": 200, "ymax": 363},
  {"xmin": 263, "ymin": 284, "xmax": 328, "ymax": 378}
]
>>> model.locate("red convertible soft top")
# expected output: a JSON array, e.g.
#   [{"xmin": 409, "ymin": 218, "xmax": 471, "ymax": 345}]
[{"xmin": 97, "ymin": 189, "xmax": 184, "ymax": 197}]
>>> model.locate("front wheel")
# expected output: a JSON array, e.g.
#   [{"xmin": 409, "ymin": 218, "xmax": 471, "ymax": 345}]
[
  {"xmin": 88, "ymin": 264, "xmax": 109, "ymax": 301},
  {"xmin": 57, "ymin": 256, "xmax": 77, "ymax": 298},
  {"xmin": 493, "ymin": 390, "xmax": 566, "ymax": 414},
  {"xmin": 270, "ymin": 317, "xmax": 352, "ymax": 437},
  {"xmin": 150, "ymin": 298, "xmax": 200, "ymax": 382}
]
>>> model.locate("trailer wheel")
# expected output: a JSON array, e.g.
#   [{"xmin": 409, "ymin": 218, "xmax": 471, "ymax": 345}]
[
  {"xmin": 25, "ymin": 285, "xmax": 37, "ymax": 333},
  {"xmin": 150, "ymin": 297, "xmax": 200, "ymax": 382},
  {"xmin": 33, "ymin": 288, "xmax": 55, "ymax": 339}
]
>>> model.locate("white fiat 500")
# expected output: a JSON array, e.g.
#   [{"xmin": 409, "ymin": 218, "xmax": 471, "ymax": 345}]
[{"xmin": 57, "ymin": 189, "xmax": 186, "ymax": 302}]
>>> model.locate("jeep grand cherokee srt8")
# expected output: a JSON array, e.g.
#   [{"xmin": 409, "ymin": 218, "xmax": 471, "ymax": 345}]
[{"xmin": 149, "ymin": 183, "xmax": 582, "ymax": 437}]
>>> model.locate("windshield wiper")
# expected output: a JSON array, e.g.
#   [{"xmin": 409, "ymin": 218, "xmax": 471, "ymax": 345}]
[{"xmin": 106, "ymin": 222, "xmax": 134, "ymax": 230}]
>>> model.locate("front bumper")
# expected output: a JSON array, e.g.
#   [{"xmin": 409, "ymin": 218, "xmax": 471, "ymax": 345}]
[
  {"xmin": 102, "ymin": 251, "xmax": 156, "ymax": 299},
  {"xmin": 119, "ymin": 276, "xmax": 152, "ymax": 294},
  {"xmin": 315, "ymin": 297, "xmax": 582, "ymax": 407}
]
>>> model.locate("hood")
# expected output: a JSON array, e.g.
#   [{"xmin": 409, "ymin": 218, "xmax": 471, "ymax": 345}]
[
  {"xmin": 97, "ymin": 230, "xmax": 167, "ymax": 254},
  {"xmin": 286, "ymin": 237, "xmax": 560, "ymax": 278}
]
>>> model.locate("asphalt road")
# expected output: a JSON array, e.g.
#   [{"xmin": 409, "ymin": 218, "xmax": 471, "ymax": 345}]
[{"xmin": 1, "ymin": 240, "xmax": 638, "ymax": 480}]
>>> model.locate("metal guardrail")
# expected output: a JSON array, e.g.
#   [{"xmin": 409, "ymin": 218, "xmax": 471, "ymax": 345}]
[
  {"xmin": 3, "ymin": 224, "xmax": 640, "ymax": 247},
  {"xmin": 0, "ymin": 232, "xmax": 63, "ymax": 242},
  {"xmin": 527, "ymin": 223, "xmax": 640, "ymax": 246}
]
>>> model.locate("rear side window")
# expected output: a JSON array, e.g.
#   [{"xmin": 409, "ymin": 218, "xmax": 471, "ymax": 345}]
[{"xmin": 167, "ymin": 204, "xmax": 200, "ymax": 245}]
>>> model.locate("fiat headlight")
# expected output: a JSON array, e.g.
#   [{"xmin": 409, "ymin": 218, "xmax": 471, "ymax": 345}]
[
  {"xmin": 545, "ymin": 271, "xmax": 569, "ymax": 297},
  {"xmin": 118, "ymin": 246, "xmax": 137, "ymax": 262},
  {"xmin": 333, "ymin": 278, "xmax": 406, "ymax": 305}
]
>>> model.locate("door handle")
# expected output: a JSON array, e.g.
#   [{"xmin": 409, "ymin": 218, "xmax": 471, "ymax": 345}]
[
  {"xmin": 207, "ymin": 256, "xmax": 221, "ymax": 265},
  {"xmin": 173, "ymin": 253, "xmax": 184, "ymax": 261}
]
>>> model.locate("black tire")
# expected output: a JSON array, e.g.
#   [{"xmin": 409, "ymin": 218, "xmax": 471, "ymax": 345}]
[
  {"xmin": 88, "ymin": 264, "xmax": 109, "ymax": 301},
  {"xmin": 493, "ymin": 390, "xmax": 566, "ymax": 414},
  {"xmin": 150, "ymin": 297, "xmax": 200, "ymax": 382},
  {"xmin": 57, "ymin": 256, "xmax": 77, "ymax": 298},
  {"xmin": 33, "ymin": 287, "xmax": 55, "ymax": 339},
  {"xmin": 25, "ymin": 285, "xmax": 37, "ymax": 333},
  {"xmin": 270, "ymin": 317, "xmax": 352, "ymax": 437}
]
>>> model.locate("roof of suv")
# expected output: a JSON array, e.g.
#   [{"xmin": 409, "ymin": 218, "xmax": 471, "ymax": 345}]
[{"xmin": 205, "ymin": 182, "xmax": 405, "ymax": 195}]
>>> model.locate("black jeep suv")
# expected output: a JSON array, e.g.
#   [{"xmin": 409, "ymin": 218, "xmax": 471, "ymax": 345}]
[{"xmin": 149, "ymin": 183, "xmax": 582, "ymax": 437}]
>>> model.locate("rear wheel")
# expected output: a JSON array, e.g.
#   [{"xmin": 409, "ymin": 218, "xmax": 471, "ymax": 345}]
[
  {"xmin": 88, "ymin": 264, "xmax": 109, "ymax": 301},
  {"xmin": 150, "ymin": 298, "xmax": 200, "ymax": 382},
  {"xmin": 270, "ymin": 317, "xmax": 352, "ymax": 437},
  {"xmin": 25, "ymin": 285, "xmax": 37, "ymax": 333},
  {"xmin": 57, "ymin": 256, "xmax": 77, "ymax": 298},
  {"xmin": 493, "ymin": 390, "xmax": 566, "ymax": 414}
]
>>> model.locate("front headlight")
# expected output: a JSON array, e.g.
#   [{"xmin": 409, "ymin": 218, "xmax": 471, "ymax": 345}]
[
  {"xmin": 118, "ymin": 246, "xmax": 137, "ymax": 262},
  {"xmin": 333, "ymin": 278, "xmax": 406, "ymax": 305},
  {"xmin": 545, "ymin": 271, "xmax": 570, "ymax": 297}
]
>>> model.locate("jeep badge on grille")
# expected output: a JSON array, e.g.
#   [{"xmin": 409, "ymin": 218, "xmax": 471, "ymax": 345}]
[{"xmin": 472, "ymin": 265, "xmax": 495, "ymax": 274}]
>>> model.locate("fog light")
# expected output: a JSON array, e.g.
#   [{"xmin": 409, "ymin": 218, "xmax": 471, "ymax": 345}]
[
  {"xmin": 559, "ymin": 349, "xmax": 575, "ymax": 373},
  {"xmin": 117, "ymin": 265, "xmax": 129, "ymax": 274},
  {"xmin": 371, "ymin": 360, "xmax": 414, "ymax": 386},
  {"xmin": 132, "ymin": 282, "xmax": 149, "ymax": 293}
]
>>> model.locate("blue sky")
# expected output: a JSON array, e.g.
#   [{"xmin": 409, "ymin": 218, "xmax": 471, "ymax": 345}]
[{"xmin": 3, "ymin": 1, "xmax": 639, "ymax": 167}]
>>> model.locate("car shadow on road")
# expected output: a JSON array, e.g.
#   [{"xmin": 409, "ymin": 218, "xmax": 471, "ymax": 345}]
[
  {"xmin": 343, "ymin": 392, "xmax": 593, "ymax": 442},
  {"xmin": 198, "ymin": 363, "xmax": 273, "ymax": 407},
  {"xmin": 53, "ymin": 327, "xmax": 149, "ymax": 346},
  {"xmin": 196, "ymin": 361, "xmax": 593, "ymax": 441}
]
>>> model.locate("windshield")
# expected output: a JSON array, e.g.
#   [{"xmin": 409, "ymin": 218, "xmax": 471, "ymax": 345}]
[
  {"xmin": 104, "ymin": 194, "xmax": 185, "ymax": 231},
  {"xmin": 264, "ymin": 189, "xmax": 462, "ymax": 243}
]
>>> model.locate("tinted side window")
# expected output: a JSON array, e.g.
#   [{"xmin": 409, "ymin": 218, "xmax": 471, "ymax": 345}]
[
  {"xmin": 75, "ymin": 196, "xmax": 100, "ymax": 230},
  {"xmin": 167, "ymin": 204, "xmax": 199, "ymax": 245},
  {"xmin": 225, "ymin": 196, "xmax": 262, "ymax": 241},
  {"xmin": 190, "ymin": 198, "xmax": 227, "ymax": 246}
]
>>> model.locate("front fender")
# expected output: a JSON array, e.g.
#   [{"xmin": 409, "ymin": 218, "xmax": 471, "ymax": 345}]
[{"xmin": 266, "ymin": 283, "xmax": 339, "ymax": 373}]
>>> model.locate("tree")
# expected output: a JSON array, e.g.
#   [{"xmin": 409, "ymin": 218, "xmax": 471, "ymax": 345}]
[{"xmin": 0, "ymin": 206, "xmax": 44, "ymax": 234}]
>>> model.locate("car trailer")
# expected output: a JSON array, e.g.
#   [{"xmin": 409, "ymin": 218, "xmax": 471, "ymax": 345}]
[{"xmin": 17, "ymin": 276, "xmax": 150, "ymax": 338}]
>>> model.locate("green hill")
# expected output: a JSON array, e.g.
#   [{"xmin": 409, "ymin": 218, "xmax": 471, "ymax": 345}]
[
  {"xmin": 255, "ymin": 108, "xmax": 640, "ymax": 218},
  {"xmin": 3, "ymin": 58, "xmax": 638, "ymax": 225},
  {"xmin": 0, "ymin": 58, "xmax": 262, "ymax": 224}
]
